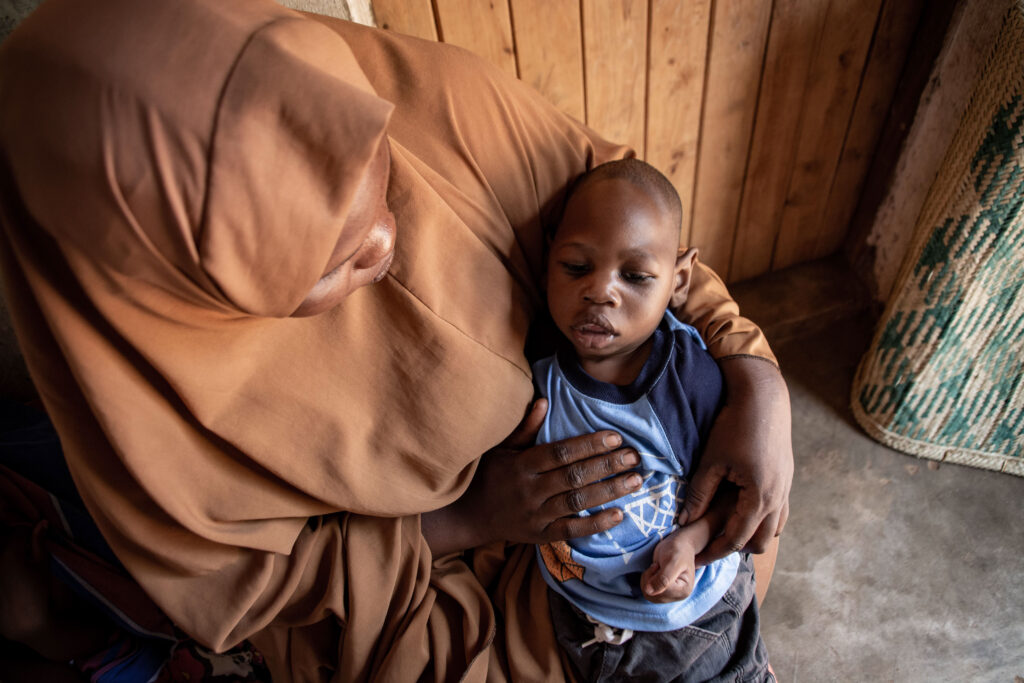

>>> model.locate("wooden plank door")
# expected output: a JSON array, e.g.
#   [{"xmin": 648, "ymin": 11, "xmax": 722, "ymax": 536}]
[
  {"xmin": 581, "ymin": 0, "xmax": 648, "ymax": 156},
  {"xmin": 510, "ymin": 0, "xmax": 585, "ymax": 122},
  {"xmin": 689, "ymin": 0, "xmax": 772, "ymax": 274},
  {"xmin": 433, "ymin": 0, "xmax": 517, "ymax": 77},
  {"xmin": 646, "ymin": 0, "xmax": 712, "ymax": 248}
]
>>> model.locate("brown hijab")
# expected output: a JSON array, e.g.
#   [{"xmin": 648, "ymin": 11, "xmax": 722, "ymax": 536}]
[{"xmin": 0, "ymin": 1, "xmax": 775, "ymax": 680}]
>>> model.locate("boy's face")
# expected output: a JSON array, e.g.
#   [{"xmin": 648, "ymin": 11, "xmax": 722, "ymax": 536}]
[{"xmin": 547, "ymin": 177, "xmax": 684, "ymax": 368}]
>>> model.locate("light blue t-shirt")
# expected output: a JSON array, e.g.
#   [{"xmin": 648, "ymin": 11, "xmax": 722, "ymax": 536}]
[{"xmin": 533, "ymin": 312, "xmax": 739, "ymax": 632}]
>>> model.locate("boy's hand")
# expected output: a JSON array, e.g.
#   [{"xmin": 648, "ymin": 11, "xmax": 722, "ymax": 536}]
[
  {"xmin": 422, "ymin": 398, "xmax": 644, "ymax": 555},
  {"xmin": 641, "ymin": 529, "xmax": 698, "ymax": 603}
]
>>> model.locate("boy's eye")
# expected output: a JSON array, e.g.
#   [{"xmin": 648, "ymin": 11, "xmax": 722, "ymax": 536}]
[
  {"xmin": 560, "ymin": 261, "xmax": 590, "ymax": 276},
  {"xmin": 622, "ymin": 272, "xmax": 654, "ymax": 284}
]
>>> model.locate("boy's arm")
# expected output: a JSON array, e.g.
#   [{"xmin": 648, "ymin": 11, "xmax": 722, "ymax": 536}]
[{"xmin": 641, "ymin": 488, "xmax": 735, "ymax": 603}]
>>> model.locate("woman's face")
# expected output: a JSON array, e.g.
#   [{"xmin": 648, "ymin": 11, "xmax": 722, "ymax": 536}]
[{"xmin": 291, "ymin": 139, "xmax": 396, "ymax": 317}]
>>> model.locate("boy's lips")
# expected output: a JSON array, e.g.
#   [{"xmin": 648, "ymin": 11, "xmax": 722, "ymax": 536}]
[{"xmin": 569, "ymin": 314, "xmax": 616, "ymax": 349}]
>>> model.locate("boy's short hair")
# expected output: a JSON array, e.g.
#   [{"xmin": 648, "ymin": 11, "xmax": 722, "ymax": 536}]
[{"xmin": 558, "ymin": 158, "xmax": 682, "ymax": 241}]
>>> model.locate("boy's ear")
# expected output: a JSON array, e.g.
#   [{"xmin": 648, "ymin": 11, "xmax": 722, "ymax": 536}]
[{"xmin": 670, "ymin": 247, "xmax": 698, "ymax": 309}]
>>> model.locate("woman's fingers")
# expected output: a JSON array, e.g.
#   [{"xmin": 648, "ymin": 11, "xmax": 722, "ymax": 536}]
[
  {"xmin": 744, "ymin": 508, "xmax": 782, "ymax": 555},
  {"xmin": 776, "ymin": 499, "xmax": 790, "ymax": 537},
  {"xmin": 517, "ymin": 434, "xmax": 645, "ymax": 544},
  {"xmin": 678, "ymin": 460, "xmax": 726, "ymax": 527},
  {"xmin": 695, "ymin": 497, "xmax": 762, "ymax": 565},
  {"xmin": 533, "ymin": 446, "xmax": 640, "ymax": 500},
  {"xmin": 500, "ymin": 398, "xmax": 549, "ymax": 449},
  {"xmin": 470, "ymin": 425, "xmax": 646, "ymax": 547},
  {"xmin": 540, "ymin": 469, "xmax": 642, "ymax": 521},
  {"xmin": 542, "ymin": 506, "xmax": 624, "ymax": 542},
  {"xmin": 521, "ymin": 430, "xmax": 623, "ymax": 472}
]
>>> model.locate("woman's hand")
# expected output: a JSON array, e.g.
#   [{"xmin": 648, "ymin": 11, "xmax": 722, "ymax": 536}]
[
  {"xmin": 680, "ymin": 357, "xmax": 793, "ymax": 565},
  {"xmin": 422, "ymin": 398, "xmax": 643, "ymax": 556}
]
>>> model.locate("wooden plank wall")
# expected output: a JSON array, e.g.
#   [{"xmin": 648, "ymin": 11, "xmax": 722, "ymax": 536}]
[{"xmin": 372, "ymin": 0, "xmax": 924, "ymax": 283}]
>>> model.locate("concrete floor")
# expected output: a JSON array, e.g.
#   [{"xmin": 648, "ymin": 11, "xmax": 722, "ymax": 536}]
[{"xmin": 755, "ymin": 310, "xmax": 1024, "ymax": 682}]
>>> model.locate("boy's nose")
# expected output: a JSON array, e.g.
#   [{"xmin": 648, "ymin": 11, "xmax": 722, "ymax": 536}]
[{"xmin": 582, "ymin": 274, "xmax": 618, "ymax": 305}]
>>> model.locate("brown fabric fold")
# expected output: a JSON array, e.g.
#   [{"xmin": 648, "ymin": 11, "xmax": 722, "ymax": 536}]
[{"xmin": 0, "ymin": 1, "xmax": 775, "ymax": 680}]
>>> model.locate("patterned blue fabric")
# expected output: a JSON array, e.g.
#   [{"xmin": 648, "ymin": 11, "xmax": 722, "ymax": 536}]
[{"xmin": 533, "ymin": 312, "xmax": 739, "ymax": 632}]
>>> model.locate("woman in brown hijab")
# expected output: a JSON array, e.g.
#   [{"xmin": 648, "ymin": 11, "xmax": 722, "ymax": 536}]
[{"xmin": 0, "ymin": 0, "xmax": 792, "ymax": 680}]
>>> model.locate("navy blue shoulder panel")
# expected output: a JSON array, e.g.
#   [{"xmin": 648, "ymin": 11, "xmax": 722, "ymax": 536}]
[{"xmin": 647, "ymin": 327, "xmax": 724, "ymax": 476}]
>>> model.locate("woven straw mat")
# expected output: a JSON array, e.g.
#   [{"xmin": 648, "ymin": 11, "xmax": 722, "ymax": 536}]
[{"xmin": 851, "ymin": 1, "xmax": 1024, "ymax": 476}]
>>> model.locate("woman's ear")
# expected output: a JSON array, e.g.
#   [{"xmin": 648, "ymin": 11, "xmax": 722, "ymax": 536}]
[{"xmin": 670, "ymin": 247, "xmax": 698, "ymax": 309}]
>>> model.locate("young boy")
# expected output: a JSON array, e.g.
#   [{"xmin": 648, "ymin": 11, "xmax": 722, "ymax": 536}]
[{"xmin": 533, "ymin": 159, "xmax": 773, "ymax": 681}]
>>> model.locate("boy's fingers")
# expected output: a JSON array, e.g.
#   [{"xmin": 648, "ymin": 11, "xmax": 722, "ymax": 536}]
[
  {"xmin": 642, "ymin": 563, "xmax": 694, "ymax": 602},
  {"xmin": 641, "ymin": 562, "xmax": 666, "ymax": 595},
  {"xmin": 655, "ymin": 546, "xmax": 690, "ymax": 588}
]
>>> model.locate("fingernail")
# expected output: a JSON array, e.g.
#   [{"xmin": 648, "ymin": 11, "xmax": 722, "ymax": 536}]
[
  {"xmin": 604, "ymin": 433, "xmax": 622, "ymax": 449},
  {"xmin": 625, "ymin": 450, "xmax": 640, "ymax": 466},
  {"xmin": 627, "ymin": 473, "xmax": 642, "ymax": 488}
]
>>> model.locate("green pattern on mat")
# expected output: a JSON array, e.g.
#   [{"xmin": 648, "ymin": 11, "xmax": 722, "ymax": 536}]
[{"xmin": 852, "ymin": 2, "xmax": 1024, "ymax": 476}]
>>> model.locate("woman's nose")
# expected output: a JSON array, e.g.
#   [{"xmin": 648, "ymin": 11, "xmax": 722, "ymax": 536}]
[{"xmin": 352, "ymin": 212, "xmax": 397, "ymax": 272}]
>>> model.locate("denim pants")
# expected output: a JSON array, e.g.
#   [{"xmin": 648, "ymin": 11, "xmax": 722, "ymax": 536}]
[{"xmin": 548, "ymin": 553, "xmax": 773, "ymax": 682}]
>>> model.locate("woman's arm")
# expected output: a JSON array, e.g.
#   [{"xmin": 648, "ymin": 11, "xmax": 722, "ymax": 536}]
[
  {"xmin": 681, "ymin": 357, "xmax": 792, "ymax": 564},
  {"xmin": 665, "ymin": 252, "xmax": 792, "ymax": 563}
]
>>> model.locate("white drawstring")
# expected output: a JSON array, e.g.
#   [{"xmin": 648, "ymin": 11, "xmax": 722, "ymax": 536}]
[{"xmin": 581, "ymin": 614, "xmax": 634, "ymax": 648}]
